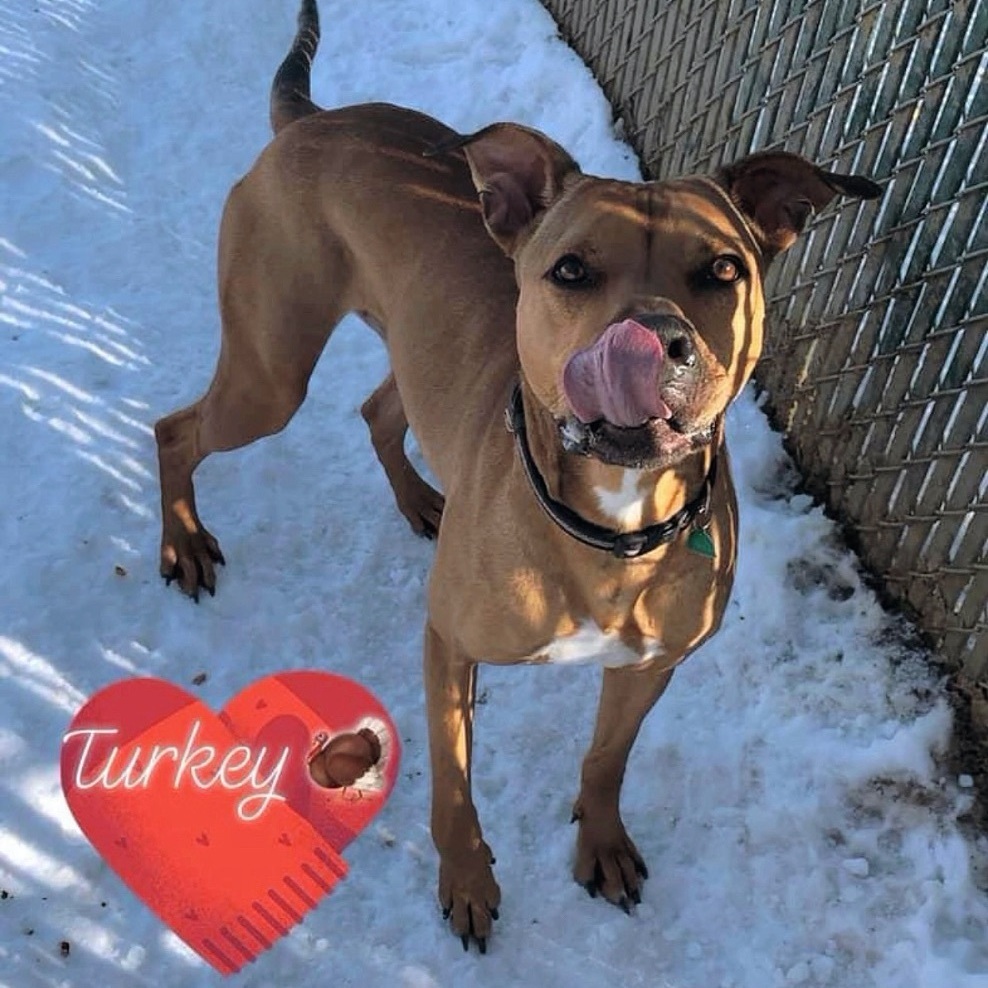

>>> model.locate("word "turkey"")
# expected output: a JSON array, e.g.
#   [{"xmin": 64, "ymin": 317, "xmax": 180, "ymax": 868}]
[{"xmin": 63, "ymin": 721, "xmax": 290, "ymax": 822}]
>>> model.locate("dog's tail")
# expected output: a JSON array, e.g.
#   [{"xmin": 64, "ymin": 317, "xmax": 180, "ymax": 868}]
[{"xmin": 270, "ymin": 0, "xmax": 321, "ymax": 135}]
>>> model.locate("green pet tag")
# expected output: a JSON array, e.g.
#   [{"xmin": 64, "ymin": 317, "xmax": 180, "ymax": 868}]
[{"xmin": 686, "ymin": 526, "xmax": 716, "ymax": 559}]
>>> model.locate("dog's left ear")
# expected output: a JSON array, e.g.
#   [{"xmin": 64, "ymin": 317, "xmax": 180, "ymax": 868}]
[
  {"xmin": 430, "ymin": 124, "xmax": 581, "ymax": 254},
  {"xmin": 718, "ymin": 151, "xmax": 881, "ymax": 258}
]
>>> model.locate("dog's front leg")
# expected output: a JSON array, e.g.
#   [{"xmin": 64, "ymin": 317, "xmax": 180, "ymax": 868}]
[
  {"xmin": 573, "ymin": 662, "xmax": 675, "ymax": 910},
  {"xmin": 423, "ymin": 622, "xmax": 500, "ymax": 951}
]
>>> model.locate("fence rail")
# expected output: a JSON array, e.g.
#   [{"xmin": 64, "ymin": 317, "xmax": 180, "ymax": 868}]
[{"xmin": 541, "ymin": 0, "xmax": 986, "ymax": 676}]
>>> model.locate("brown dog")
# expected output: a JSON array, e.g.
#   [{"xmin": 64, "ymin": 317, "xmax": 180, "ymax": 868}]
[{"xmin": 154, "ymin": 0, "xmax": 880, "ymax": 951}]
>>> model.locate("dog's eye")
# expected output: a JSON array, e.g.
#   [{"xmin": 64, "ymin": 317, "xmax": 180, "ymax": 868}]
[
  {"xmin": 709, "ymin": 255, "xmax": 745, "ymax": 284},
  {"xmin": 550, "ymin": 254, "xmax": 592, "ymax": 287}
]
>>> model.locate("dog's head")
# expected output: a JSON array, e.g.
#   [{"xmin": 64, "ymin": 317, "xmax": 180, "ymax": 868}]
[{"xmin": 446, "ymin": 124, "xmax": 880, "ymax": 470}]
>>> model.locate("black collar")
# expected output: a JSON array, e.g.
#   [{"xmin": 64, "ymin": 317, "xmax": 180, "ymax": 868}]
[{"xmin": 506, "ymin": 384, "xmax": 718, "ymax": 560}]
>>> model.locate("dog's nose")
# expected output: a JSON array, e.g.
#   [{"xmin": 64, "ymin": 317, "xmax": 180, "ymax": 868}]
[
  {"xmin": 635, "ymin": 313, "xmax": 697, "ymax": 369},
  {"xmin": 665, "ymin": 332, "xmax": 696, "ymax": 368}
]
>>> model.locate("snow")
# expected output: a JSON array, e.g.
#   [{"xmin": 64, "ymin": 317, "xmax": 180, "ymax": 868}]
[{"xmin": 1, "ymin": 0, "xmax": 986, "ymax": 985}]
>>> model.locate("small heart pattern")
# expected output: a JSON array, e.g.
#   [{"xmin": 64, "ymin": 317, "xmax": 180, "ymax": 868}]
[{"xmin": 61, "ymin": 672, "xmax": 399, "ymax": 974}]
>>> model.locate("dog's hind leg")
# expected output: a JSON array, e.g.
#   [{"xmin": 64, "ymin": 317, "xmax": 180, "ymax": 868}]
[
  {"xmin": 155, "ymin": 182, "xmax": 347, "ymax": 599},
  {"xmin": 361, "ymin": 373, "xmax": 444, "ymax": 538},
  {"xmin": 155, "ymin": 312, "xmax": 336, "ymax": 599}
]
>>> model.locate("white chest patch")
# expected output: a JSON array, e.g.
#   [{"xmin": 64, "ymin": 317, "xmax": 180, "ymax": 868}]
[
  {"xmin": 594, "ymin": 469, "xmax": 648, "ymax": 529},
  {"xmin": 533, "ymin": 620, "xmax": 664, "ymax": 668}
]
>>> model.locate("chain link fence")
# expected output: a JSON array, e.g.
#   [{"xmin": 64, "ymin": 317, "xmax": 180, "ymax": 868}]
[{"xmin": 541, "ymin": 0, "xmax": 986, "ymax": 678}]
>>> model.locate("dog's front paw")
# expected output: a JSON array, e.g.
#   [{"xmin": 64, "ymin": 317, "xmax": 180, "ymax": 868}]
[
  {"xmin": 572, "ymin": 802, "xmax": 648, "ymax": 912},
  {"xmin": 438, "ymin": 845, "xmax": 500, "ymax": 954},
  {"xmin": 160, "ymin": 523, "xmax": 225, "ymax": 602}
]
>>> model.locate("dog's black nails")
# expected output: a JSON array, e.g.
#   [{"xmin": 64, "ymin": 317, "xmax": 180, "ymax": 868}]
[
  {"xmin": 164, "ymin": 574, "xmax": 173, "ymax": 586},
  {"xmin": 636, "ymin": 862, "xmax": 649, "ymax": 880},
  {"xmin": 442, "ymin": 906, "xmax": 452, "ymax": 920},
  {"xmin": 570, "ymin": 811, "xmax": 579, "ymax": 824},
  {"xmin": 490, "ymin": 907, "xmax": 499, "ymax": 921},
  {"xmin": 631, "ymin": 888, "xmax": 641, "ymax": 905},
  {"xmin": 619, "ymin": 896, "xmax": 631, "ymax": 915},
  {"xmin": 461, "ymin": 934, "xmax": 469, "ymax": 952},
  {"xmin": 489, "ymin": 855, "xmax": 496, "ymax": 865},
  {"xmin": 478, "ymin": 937, "xmax": 487, "ymax": 955},
  {"xmin": 584, "ymin": 881, "xmax": 597, "ymax": 899}
]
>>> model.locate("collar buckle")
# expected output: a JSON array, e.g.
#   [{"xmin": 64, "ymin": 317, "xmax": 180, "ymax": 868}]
[{"xmin": 611, "ymin": 532, "xmax": 650, "ymax": 558}]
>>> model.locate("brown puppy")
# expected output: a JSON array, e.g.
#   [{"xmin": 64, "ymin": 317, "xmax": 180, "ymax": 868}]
[{"xmin": 154, "ymin": 0, "xmax": 880, "ymax": 951}]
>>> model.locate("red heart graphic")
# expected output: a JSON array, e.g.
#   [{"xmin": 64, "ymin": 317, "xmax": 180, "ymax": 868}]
[{"xmin": 61, "ymin": 673, "xmax": 399, "ymax": 975}]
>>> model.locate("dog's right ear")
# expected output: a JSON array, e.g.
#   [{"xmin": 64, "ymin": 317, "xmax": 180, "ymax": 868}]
[{"xmin": 429, "ymin": 124, "xmax": 581, "ymax": 254}]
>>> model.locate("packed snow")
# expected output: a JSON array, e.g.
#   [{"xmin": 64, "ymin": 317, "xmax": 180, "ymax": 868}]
[{"xmin": 1, "ymin": 0, "xmax": 986, "ymax": 985}]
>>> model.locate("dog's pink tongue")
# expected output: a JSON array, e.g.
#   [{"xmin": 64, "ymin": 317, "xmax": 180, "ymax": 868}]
[{"xmin": 562, "ymin": 320, "xmax": 670, "ymax": 427}]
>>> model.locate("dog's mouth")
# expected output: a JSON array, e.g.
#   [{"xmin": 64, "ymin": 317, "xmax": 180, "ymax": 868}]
[
  {"xmin": 559, "ymin": 318, "xmax": 714, "ymax": 468},
  {"xmin": 559, "ymin": 413, "xmax": 715, "ymax": 469}
]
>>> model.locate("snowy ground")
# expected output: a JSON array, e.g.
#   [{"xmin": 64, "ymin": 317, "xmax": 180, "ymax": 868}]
[{"xmin": 1, "ymin": 0, "xmax": 987, "ymax": 985}]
